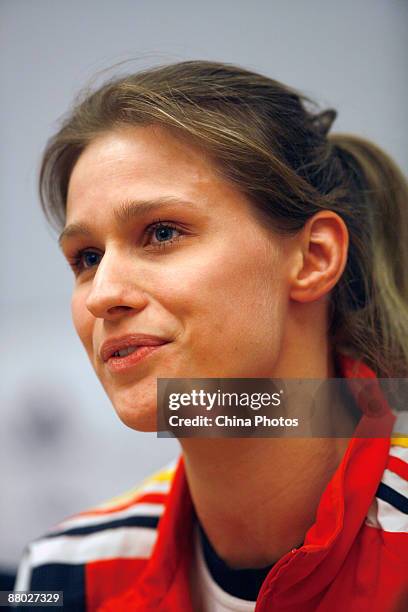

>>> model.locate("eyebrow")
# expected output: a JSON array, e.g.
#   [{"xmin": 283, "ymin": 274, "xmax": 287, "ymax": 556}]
[{"xmin": 58, "ymin": 197, "xmax": 197, "ymax": 248}]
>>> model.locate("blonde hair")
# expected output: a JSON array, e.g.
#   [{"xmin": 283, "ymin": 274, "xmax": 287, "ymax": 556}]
[{"xmin": 39, "ymin": 60, "xmax": 408, "ymax": 377}]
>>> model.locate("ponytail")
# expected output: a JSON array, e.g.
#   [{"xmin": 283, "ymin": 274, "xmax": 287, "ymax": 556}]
[{"xmin": 327, "ymin": 134, "xmax": 408, "ymax": 377}]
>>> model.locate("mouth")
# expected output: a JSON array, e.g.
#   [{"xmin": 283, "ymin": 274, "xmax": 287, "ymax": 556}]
[
  {"xmin": 106, "ymin": 345, "xmax": 165, "ymax": 372},
  {"xmin": 100, "ymin": 334, "xmax": 170, "ymax": 373}
]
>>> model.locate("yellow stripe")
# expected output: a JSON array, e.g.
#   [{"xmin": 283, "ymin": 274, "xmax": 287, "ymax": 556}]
[
  {"xmin": 150, "ymin": 468, "xmax": 176, "ymax": 482},
  {"xmin": 92, "ymin": 464, "xmax": 177, "ymax": 511},
  {"xmin": 391, "ymin": 435, "xmax": 408, "ymax": 448}
]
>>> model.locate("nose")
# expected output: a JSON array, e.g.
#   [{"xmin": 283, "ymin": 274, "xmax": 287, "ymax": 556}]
[{"xmin": 85, "ymin": 249, "xmax": 148, "ymax": 320}]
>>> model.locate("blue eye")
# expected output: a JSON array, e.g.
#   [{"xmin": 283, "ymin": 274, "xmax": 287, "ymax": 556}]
[
  {"xmin": 82, "ymin": 251, "xmax": 101, "ymax": 268},
  {"xmin": 148, "ymin": 223, "xmax": 181, "ymax": 247},
  {"xmin": 154, "ymin": 226, "xmax": 176, "ymax": 242},
  {"xmin": 69, "ymin": 249, "xmax": 101, "ymax": 274}
]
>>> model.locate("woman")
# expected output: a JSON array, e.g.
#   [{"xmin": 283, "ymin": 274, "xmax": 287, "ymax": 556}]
[{"xmin": 15, "ymin": 61, "xmax": 408, "ymax": 611}]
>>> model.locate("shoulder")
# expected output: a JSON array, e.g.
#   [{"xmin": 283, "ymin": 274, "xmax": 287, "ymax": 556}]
[{"xmin": 15, "ymin": 459, "xmax": 179, "ymax": 599}]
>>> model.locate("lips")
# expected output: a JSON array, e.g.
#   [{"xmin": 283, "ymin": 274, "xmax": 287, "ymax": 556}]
[{"xmin": 100, "ymin": 334, "xmax": 170, "ymax": 363}]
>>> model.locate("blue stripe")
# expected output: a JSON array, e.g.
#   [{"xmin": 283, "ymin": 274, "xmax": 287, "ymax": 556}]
[
  {"xmin": 376, "ymin": 482, "xmax": 408, "ymax": 514},
  {"xmin": 16, "ymin": 563, "xmax": 85, "ymax": 612}
]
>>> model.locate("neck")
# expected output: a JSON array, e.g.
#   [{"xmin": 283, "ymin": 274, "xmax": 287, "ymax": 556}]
[
  {"xmin": 181, "ymin": 436, "xmax": 352, "ymax": 568},
  {"xmin": 179, "ymin": 326, "xmax": 358, "ymax": 568}
]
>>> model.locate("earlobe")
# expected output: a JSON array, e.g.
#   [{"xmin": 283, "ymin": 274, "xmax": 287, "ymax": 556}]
[{"xmin": 289, "ymin": 212, "xmax": 349, "ymax": 304}]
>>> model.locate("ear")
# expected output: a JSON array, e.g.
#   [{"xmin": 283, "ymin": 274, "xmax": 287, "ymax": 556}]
[{"xmin": 289, "ymin": 211, "xmax": 349, "ymax": 303}]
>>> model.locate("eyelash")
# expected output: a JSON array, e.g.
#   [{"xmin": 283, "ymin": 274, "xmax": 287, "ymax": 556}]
[{"xmin": 68, "ymin": 220, "xmax": 183, "ymax": 274}]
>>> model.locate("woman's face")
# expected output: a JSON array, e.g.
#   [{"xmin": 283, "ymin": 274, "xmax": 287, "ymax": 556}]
[{"xmin": 62, "ymin": 126, "xmax": 294, "ymax": 431}]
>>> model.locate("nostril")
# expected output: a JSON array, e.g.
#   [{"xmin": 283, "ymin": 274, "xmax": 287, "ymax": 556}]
[
  {"xmin": 107, "ymin": 305, "xmax": 133, "ymax": 314},
  {"xmin": 85, "ymin": 287, "xmax": 148, "ymax": 318}
]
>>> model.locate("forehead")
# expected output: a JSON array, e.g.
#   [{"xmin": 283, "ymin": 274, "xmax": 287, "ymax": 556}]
[{"xmin": 66, "ymin": 125, "xmax": 226, "ymax": 220}]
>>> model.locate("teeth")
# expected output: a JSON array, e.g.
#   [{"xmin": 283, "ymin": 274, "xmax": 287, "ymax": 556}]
[{"xmin": 113, "ymin": 346, "xmax": 138, "ymax": 358}]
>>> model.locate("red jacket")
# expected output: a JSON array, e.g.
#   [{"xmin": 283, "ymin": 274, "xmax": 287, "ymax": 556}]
[{"xmin": 16, "ymin": 356, "xmax": 408, "ymax": 611}]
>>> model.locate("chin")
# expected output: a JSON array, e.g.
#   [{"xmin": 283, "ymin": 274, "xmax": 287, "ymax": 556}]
[
  {"xmin": 100, "ymin": 368, "xmax": 157, "ymax": 432},
  {"xmin": 113, "ymin": 398, "xmax": 158, "ymax": 432}
]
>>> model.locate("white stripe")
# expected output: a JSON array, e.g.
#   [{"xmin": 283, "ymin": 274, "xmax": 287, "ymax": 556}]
[
  {"xmin": 389, "ymin": 446, "xmax": 408, "ymax": 462},
  {"xmin": 14, "ymin": 548, "xmax": 32, "ymax": 590},
  {"xmin": 29, "ymin": 527, "xmax": 158, "ymax": 567},
  {"xmin": 381, "ymin": 469, "xmax": 408, "ymax": 498},
  {"xmin": 52, "ymin": 503, "xmax": 165, "ymax": 532},
  {"xmin": 376, "ymin": 497, "xmax": 408, "ymax": 533}
]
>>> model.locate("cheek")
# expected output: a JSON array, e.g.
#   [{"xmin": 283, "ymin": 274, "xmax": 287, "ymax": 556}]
[
  {"xmin": 152, "ymin": 241, "xmax": 288, "ymax": 327},
  {"xmin": 213, "ymin": 259, "xmax": 286, "ymax": 339},
  {"xmin": 211, "ymin": 267, "xmax": 287, "ymax": 375},
  {"xmin": 149, "ymin": 242, "xmax": 288, "ymax": 374}
]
